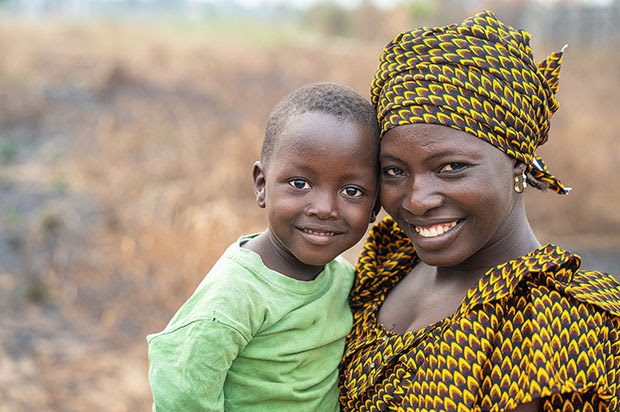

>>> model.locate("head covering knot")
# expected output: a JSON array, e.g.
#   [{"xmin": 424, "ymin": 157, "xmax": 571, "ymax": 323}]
[{"xmin": 371, "ymin": 10, "xmax": 569, "ymax": 194}]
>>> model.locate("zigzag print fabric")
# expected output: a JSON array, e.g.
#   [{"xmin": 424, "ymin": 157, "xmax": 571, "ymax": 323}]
[
  {"xmin": 339, "ymin": 217, "xmax": 620, "ymax": 411},
  {"xmin": 371, "ymin": 10, "xmax": 569, "ymax": 194}
]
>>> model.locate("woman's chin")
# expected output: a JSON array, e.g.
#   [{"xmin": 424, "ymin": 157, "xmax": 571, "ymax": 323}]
[{"xmin": 414, "ymin": 247, "xmax": 467, "ymax": 268}]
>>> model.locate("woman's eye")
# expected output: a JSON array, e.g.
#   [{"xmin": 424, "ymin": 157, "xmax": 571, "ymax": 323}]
[
  {"xmin": 382, "ymin": 167, "xmax": 403, "ymax": 177},
  {"xmin": 289, "ymin": 179, "xmax": 310, "ymax": 190},
  {"xmin": 439, "ymin": 163, "xmax": 467, "ymax": 173},
  {"xmin": 341, "ymin": 187, "xmax": 363, "ymax": 198}
]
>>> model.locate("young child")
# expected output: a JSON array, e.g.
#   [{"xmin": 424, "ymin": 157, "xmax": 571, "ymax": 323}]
[{"xmin": 147, "ymin": 82, "xmax": 380, "ymax": 411}]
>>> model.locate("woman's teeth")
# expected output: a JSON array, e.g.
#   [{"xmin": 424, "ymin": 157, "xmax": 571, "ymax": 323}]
[{"xmin": 414, "ymin": 221, "xmax": 457, "ymax": 238}]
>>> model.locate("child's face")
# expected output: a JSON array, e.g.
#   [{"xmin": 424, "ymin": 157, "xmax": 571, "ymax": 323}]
[{"xmin": 257, "ymin": 111, "xmax": 378, "ymax": 269}]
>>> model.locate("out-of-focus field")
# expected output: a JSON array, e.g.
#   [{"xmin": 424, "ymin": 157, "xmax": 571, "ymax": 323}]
[{"xmin": 0, "ymin": 9, "xmax": 619, "ymax": 412}]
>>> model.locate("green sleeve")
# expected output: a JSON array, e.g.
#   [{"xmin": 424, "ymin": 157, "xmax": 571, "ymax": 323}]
[{"xmin": 148, "ymin": 319, "xmax": 249, "ymax": 411}]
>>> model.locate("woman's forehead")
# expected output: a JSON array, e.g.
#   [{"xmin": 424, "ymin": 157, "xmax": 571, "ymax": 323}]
[
  {"xmin": 382, "ymin": 124, "xmax": 479, "ymax": 147},
  {"xmin": 380, "ymin": 123, "xmax": 509, "ymax": 161}
]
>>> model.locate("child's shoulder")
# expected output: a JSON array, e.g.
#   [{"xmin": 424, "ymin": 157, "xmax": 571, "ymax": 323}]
[
  {"xmin": 149, "ymin": 236, "xmax": 268, "ymax": 335},
  {"xmin": 194, "ymin": 234, "xmax": 273, "ymax": 292},
  {"xmin": 328, "ymin": 254, "xmax": 355, "ymax": 270},
  {"xmin": 325, "ymin": 255, "xmax": 355, "ymax": 288}
]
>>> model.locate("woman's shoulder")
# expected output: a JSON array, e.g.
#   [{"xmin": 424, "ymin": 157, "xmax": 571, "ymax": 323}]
[
  {"xmin": 565, "ymin": 268, "xmax": 620, "ymax": 318},
  {"xmin": 526, "ymin": 243, "xmax": 620, "ymax": 319}
]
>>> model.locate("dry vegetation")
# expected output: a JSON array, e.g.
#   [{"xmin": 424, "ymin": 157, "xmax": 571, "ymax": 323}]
[{"xmin": 0, "ymin": 10, "xmax": 618, "ymax": 412}]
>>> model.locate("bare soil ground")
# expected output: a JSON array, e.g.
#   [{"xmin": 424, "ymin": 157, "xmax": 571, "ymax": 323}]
[{"xmin": 0, "ymin": 19, "xmax": 618, "ymax": 411}]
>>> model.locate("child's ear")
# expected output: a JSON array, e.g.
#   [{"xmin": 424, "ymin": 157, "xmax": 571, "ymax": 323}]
[
  {"xmin": 370, "ymin": 199, "xmax": 381, "ymax": 223},
  {"xmin": 252, "ymin": 161, "xmax": 266, "ymax": 208}
]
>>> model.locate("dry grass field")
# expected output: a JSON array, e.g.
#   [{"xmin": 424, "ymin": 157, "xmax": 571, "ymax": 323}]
[{"xmin": 0, "ymin": 10, "xmax": 618, "ymax": 411}]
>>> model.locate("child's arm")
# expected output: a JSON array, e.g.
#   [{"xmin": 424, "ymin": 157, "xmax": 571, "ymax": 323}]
[{"xmin": 148, "ymin": 319, "xmax": 248, "ymax": 411}]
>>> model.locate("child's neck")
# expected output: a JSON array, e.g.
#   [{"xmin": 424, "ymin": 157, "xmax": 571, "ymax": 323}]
[{"xmin": 242, "ymin": 231, "xmax": 325, "ymax": 281}]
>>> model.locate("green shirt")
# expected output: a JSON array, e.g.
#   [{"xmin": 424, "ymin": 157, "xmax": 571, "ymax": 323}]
[{"xmin": 147, "ymin": 235, "xmax": 354, "ymax": 411}]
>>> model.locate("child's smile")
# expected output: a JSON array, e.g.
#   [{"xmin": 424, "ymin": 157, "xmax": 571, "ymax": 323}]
[
  {"xmin": 252, "ymin": 111, "xmax": 378, "ymax": 280},
  {"xmin": 300, "ymin": 226, "xmax": 338, "ymax": 241}
]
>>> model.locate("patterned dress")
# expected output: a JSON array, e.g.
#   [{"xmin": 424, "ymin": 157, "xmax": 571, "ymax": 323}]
[{"xmin": 340, "ymin": 217, "xmax": 620, "ymax": 411}]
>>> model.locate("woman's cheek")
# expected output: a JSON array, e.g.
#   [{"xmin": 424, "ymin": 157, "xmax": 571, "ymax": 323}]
[{"xmin": 379, "ymin": 184, "xmax": 400, "ymax": 216}]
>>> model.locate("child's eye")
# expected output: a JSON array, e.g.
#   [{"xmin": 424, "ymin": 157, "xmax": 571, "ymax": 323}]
[
  {"xmin": 341, "ymin": 186, "xmax": 363, "ymax": 198},
  {"xmin": 438, "ymin": 163, "xmax": 468, "ymax": 173},
  {"xmin": 382, "ymin": 167, "xmax": 403, "ymax": 177},
  {"xmin": 289, "ymin": 179, "xmax": 310, "ymax": 190}
]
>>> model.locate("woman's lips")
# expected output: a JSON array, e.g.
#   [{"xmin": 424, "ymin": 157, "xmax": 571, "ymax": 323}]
[{"xmin": 413, "ymin": 220, "xmax": 459, "ymax": 238}]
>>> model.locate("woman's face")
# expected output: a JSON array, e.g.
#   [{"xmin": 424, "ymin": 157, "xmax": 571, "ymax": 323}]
[{"xmin": 380, "ymin": 123, "xmax": 520, "ymax": 268}]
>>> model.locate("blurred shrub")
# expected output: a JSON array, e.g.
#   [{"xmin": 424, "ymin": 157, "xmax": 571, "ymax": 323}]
[{"xmin": 303, "ymin": 2, "xmax": 353, "ymax": 37}]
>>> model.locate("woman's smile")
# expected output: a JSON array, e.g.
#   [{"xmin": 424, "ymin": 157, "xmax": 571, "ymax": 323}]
[
  {"xmin": 413, "ymin": 220, "xmax": 459, "ymax": 237},
  {"xmin": 380, "ymin": 123, "xmax": 518, "ymax": 268},
  {"xmin": 406, "ymin": 218, "xmax": 466, "ymax": 253}
]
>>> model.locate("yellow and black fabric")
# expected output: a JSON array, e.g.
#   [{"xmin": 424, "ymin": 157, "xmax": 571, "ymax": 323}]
[
  {"xmin": 339, "ymin": 217, "xmax": 620, "ymax": 411},
  {"xmin": 371, "ymin": 10, "xmax": 568, "ymax": 194}
]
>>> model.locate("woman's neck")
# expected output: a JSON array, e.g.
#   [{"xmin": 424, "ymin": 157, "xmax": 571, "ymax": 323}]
[{"xmin": 435, "ymin": 199, "xmax": 540, "ymax": 281}]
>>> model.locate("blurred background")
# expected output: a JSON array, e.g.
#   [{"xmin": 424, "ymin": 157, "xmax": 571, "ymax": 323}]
[{"xmin": 0, "ymin": 0, "xmax": 618, "ymax": 410}]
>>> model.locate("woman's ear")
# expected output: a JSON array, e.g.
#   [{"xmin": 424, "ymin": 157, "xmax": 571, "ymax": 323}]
[
  {"xmin": 252, "ymin": 161, "xmax": 266, "ymax": 208},
  {"xmin": 512, "ymin": 159, "xmax": 528, "ymax": 194},
  {"xmin": 513, "ymin": 159, "xmax": 527, "ymax": 176}
]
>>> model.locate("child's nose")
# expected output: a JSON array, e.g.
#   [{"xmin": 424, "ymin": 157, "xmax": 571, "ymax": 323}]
[{"xmin": 306, "ymin": 191, "xmax": 339, "ymax": 219}]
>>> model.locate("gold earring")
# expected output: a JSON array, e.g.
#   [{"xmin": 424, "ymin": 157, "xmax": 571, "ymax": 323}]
[{"xmin": 514, "ymin": 172, "xmax": 527, "ymax": 193}]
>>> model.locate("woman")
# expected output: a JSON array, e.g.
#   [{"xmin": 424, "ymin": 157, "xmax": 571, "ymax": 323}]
[{"xmin": 339, "ymin": 10, "xmax": 620, "ymax": 412}]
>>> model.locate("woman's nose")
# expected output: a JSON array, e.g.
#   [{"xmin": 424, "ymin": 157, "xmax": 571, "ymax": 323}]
[
  {"xmin": 402, "ymin": 175, "xmax": 443, "ymax": 216},
  {"xmin": 306, "ymin": 191, "xmax": 339, "ymax": 219}
]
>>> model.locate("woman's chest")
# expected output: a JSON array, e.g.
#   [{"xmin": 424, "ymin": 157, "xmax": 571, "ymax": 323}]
[
  {"xmin": 343, "ymin": 290, "xmax": 524, "ymax": 406},
  {"xmin": 376, "ymin": 265, "xmax": 473, "ymax": 335}
]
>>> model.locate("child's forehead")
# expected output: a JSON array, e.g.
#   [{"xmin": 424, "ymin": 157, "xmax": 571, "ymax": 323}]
[
  {"xmin": 283, "ymin": 111, "xmax": 345, "ymax": 131},
  {"xmin": 276, "ymin": 111, "xmax": 373, "ymax": 147},
  {"xmin": 268, "ymin": 111, "xmax": 378, "ymax": 169}
]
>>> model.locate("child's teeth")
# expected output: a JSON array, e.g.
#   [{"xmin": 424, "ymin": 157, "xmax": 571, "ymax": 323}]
[{"xmin": 304, "ymin": 229, "xmax": 333, "ymax": 236}]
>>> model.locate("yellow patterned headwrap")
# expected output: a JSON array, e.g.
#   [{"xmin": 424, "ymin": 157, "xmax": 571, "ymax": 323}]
[{"xmin": 371, "ymin": 10, "xmax": 569, "ymax": 194}]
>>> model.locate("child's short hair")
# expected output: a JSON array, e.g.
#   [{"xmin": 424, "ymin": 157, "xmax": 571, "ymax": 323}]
[{"xmin": 262, "ymin": 82, "xmax": 379, "ymax": 166}]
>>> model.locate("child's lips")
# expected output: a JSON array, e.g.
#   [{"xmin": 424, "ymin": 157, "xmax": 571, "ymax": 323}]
[
  {"xmin": 301, "ymin": 228, "xmax": 336, "ymax": 236},
  {"xmin": 297, "ymin": 226, "xmax": 343, "ymax": 245}
]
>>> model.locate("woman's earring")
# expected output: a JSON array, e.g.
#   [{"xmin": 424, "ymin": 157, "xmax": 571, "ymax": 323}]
[{"xmin": 514, "ymin": 172, "xmax": 527, "ymax": 193}]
